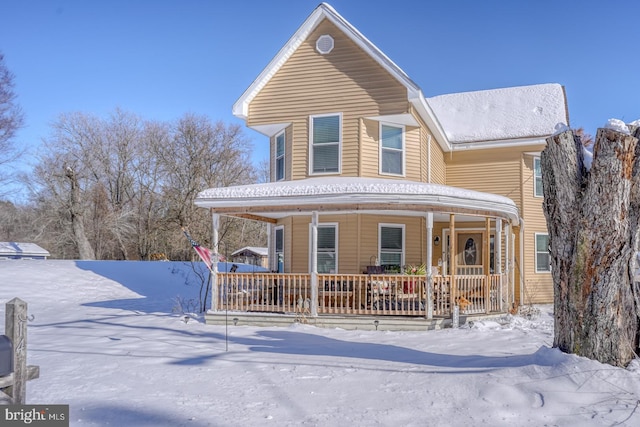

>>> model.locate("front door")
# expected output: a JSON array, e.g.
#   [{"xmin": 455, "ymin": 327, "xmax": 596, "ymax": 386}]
[{"xmin": 456, "ymin": 233, "xmax": 483, "ymax": 275}]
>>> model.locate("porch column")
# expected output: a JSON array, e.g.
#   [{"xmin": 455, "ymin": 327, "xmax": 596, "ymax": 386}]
[
  {"xmin": 505, "ymin": 221, "xmax": 511, "ymax": 309},
  {"xmin": 496, "ymin": 218, "xmax": 503, "ymax": 312},
  {"xmin": 310, "ymin": 211, "xmax": 319, "ymax": 317},
  {"xmin": 425, "ymin": 212, "xmax": 434, "ymax": 320},
  {"xmin": 449, "ymin": 214, "xmax": 456, "ymax": 315},
  {"xmin": 484, "ymin": 217, "xmax": 491, "ymax": 314},
  {"xmin": 210, "ymin": 212, "xmax": 220, "ymax": 312}
]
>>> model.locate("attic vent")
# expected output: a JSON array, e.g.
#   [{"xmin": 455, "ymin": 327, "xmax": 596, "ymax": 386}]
[{"xmin": 316, "ymin": 35, "xmax": 334, "ymax": 54}]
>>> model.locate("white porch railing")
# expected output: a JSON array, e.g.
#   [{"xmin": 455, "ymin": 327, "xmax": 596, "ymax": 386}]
[{"xmin": 217, "ymin": 273, "xmax": 507, "ymax": 317}]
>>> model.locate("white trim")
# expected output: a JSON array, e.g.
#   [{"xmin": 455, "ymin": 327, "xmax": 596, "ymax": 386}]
[
  {"xmin": 309, "ymin": 222, "xmax": 339, "ymax": 274},
  {"xmin": 534, "ymin": 232, "xmax": 551, "ymax": 273},
  {"xmin": 275, "ymin": 130, "xmax": 286, "ymax": 182},
  {"xmin": 249, "ymin": 123, "xmax": 290, "ymax": 137},
  {"xmin": 309, "ymin": 112, "xmax": 342, "ymax": 175},
  {"xmin": 451, "ymin": 136, "xmax": 547, "ymax": 151},
  {"xmin": 365, "ymin": 114, "xmax": 419, "ymax": 127},
  {"xmin": 378, "ymin": 223, "xmax": 405, "ymax": 267},
  {"xmin": 379, "ymin": 122, "xmax": 405, "ymax": 177}
]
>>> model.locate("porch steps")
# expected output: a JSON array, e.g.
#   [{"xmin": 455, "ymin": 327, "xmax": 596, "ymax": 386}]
[{"xmin": 204, "ymin": 311, "xmax": 507, "ymax": 331}]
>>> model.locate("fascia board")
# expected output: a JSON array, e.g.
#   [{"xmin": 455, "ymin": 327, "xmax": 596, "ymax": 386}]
[{"xmin": 451, "ymin": 137, "xmax": 547, "ymax": 151}]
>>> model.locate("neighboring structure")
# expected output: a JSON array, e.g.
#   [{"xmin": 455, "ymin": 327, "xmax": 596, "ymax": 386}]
[
  {"xmin": 0, "ymin": 242, "xmax": 50, "ymax": 260},
  {"xmin": 195, "ymin": 3, "xmax": 568, "ymax": 324},
  {"xmin": 231, "ymin": 247, "xmax": 269, "ymax": 269}
]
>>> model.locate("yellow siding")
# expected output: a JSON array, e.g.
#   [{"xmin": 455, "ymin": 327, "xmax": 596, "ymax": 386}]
[
  {"xmin": 282, "ymin": 214, "xmax": 430, "ymax": 274},
  {"xmin": 249, "ymin": 19, "xmax": 409, "ymax": 180},
  {"xmin": 429, "ymin": 133, "xmax": 446, "ymax": 184},
  {"xmin": 521, "ymin": 151, "xmax": 553, "ymax": 303},
  {"xmin": 445, "ymin": 147, "xmax": 522, "ymax": 209}
]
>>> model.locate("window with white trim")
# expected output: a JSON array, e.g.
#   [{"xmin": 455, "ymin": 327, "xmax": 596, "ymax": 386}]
[
  {"xmin": 275, "ymin": 130, "xmax": 285, "ymax": 181},
  {"xmin": 310, "ymin": 114, "xmax": 340, "ymax": 174},
  {"xmin": 379, "ymin": 224, "xmax": 404, "ymax": 267},
  {"xmin": 380, "ymin": 123, "xmax": 404, "ymax": 175},
  {"xmin": 275, "ymin": 226, "xmax": 284, "ymax": 273},
  {"xmin": 535, "ymin": 233, "xmax": 550, "ymax": 272},
  {"xmin": 534, "ymin": 157, "xmax": 543, "ymax": 197},
  {"xmin": 316, "ymin": 224, "xmax": 338, "ymax": 273}
]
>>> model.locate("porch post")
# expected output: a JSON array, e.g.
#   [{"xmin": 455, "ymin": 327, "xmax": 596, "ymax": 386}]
[
  {"xmin": 496, "ymin": 218, "xmax": 503, "ymax": 312},
  {"xmin": 425, "ymin": 212, "xmax": 434, "ymax": 319},
  {"xmin": 310, "ymin": 211, "xmax": 319, "ymax": 317},
  {"xmin": 211, "ymin": 212, "xmax": 220, "ymax": 312},
  {"xmin": 449, "ymin": 214, "xmax": 456, "ymax": 315},
  {"xmin": 484, "ymin": 217, "xmax": 491, "ymax": 314},
  {"xmin": 505, "ymin": 221, "xmax": 511, "ymax": 309}
]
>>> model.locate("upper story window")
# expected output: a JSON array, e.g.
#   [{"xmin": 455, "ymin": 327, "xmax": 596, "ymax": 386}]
[
  {"xmin": 534, "ymin": 157, "xmax": 543, "ymax": 197},
  {"xmin": 310, "ymin": 113, "xmax": 341, "ymax": 174},
  {"xmin": 275, "ymin": 130, "xmax": 285, "ymax": 181},
  {"xmin": 380, "ymin": 123, "xmax": 404, "ymax": 176},
  {"xmin": 379, "ymin": 224, "xmax": 404, "ymax": 267}
]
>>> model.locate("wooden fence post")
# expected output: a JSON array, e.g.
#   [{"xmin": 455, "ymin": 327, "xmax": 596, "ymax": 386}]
[{"xmin": 2, "ymin": 298, "xmax": 39, "ymax": 404}]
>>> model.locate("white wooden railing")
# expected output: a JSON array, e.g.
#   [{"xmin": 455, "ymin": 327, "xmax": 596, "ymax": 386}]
[{"xmin": 217, "ymin": 273, "xmax": 507, "ymax": 317}]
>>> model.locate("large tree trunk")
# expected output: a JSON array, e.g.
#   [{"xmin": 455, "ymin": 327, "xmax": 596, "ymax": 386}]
[
  {"xmin": 541, "ymin": 126, "xmax": 640, "ymax": 367},
  {"xmin": 65, "ymin": 166, "xmax": 96, "ymax": 260}
]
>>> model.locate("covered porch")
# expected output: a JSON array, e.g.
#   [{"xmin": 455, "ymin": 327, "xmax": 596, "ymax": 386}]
[{"xmin": 195, "ymin": 177, "xmax": 520, "ymax": 327}]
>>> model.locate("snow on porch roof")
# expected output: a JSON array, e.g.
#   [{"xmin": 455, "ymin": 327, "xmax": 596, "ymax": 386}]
[
  {"xmin": 195, "ymin": 177, "xmax": 519, "ymax": 222},
  {"xmin": 427, "ymin": 83, "xmax": 568, "ymax": 144}
]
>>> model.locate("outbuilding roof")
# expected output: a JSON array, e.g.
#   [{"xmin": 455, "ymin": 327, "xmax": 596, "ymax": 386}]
[{"xmin": 0, "ymin": 242, "xmax": 51, "ymax": 258}]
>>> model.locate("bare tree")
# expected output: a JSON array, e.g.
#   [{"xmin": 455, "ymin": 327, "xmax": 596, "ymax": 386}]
[
  {"xmin": 30, "ymin": 110, "xmax": 263, "ymax": 260},
  {"xmin": 0, "ymin": 52, "xmax": 25, "ymax": 194}
]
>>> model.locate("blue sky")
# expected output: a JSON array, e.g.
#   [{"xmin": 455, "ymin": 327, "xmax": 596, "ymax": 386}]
[{"xmin": 2, "ymin": 0, "xmax": 639, "ymax": 200}]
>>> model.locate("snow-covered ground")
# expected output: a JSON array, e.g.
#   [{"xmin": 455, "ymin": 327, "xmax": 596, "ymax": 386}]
[{"xmin": 1, "ymin": 260, "xmax": 639, "ymax": 426}]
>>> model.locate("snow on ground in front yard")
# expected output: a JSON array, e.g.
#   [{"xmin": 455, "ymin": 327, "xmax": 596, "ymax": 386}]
[{"xmin": 1, "ymin": 260, "xmax": 639, "ymax": 426}]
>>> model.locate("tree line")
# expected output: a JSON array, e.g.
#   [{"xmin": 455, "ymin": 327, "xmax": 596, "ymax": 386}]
[{"xmin": 1, "ymin": 110, "xmax": 268, "ymax": 260}]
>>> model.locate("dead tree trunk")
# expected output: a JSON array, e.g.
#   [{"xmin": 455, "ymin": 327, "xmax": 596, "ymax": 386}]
[
  {"xmin": 541, "ymin": 126, "xmax": 640, "ymax": 367},
  {"xmin": 65, "ymin": 165, "xmax": 96, "ymax": 260}
]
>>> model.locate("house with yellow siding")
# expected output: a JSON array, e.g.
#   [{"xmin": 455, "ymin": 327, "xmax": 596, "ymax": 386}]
[{"xmin": 195, "ymin": 3, "xmax": 568, "ymax": 328}]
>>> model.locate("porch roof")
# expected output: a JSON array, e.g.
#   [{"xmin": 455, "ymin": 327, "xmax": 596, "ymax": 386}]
[{"xmin": 195, "ymin": 177, "xmax": 519, "ymax": 223}]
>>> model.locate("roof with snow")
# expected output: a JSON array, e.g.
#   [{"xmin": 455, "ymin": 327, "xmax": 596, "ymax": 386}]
[
  {"xmin": 427, "ymin": 84, "xmax": 568, "ymax": 144},
  {"xmin": 0, "ymin": 242, "xmax": 51, "ymax": 259},
  {"xmin": 195, "ymin": 177, "xmax": 519, "ymax": 222}
]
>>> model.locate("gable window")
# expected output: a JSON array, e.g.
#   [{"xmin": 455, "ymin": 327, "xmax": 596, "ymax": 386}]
[
  {"xmin": 379, "ymin": 224, "xmax": 404, "ymax": 267},
  {"xmin": 535, "ymin": 233, "xmax": 550, "ymax": 273},
  {"xmin": 380, "ymin": 123, "xmax": 404, "ymax": 175},
  {"xmin": 275, "ymin": 226, "xmax": 284, "ymax": 273},
  {"xmin": 534, "ymin": 157, "xmax": 543, "ymax": 197},
  {"xmin": 275, "ymin": 130, "xmax": 285, "ymax": 181},
  {"xmin": 310, "ymin": 114, "xmax": 341, "ymax": 174},
  {"xmin": 314, "ymin": 224, "xmax": 338, "ymax": 273}
]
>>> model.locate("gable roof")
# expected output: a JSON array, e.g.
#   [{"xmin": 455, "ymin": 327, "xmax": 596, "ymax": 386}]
[
  {"xmin": 232, "ymin": 2, "xmax": 450, "ymax": 151},
  {"xmin": 428, "ymin": 83, "xmax": 569, "ymax": 146},
  {"xmin": 233, "ymin": 3, "xmax": 568, "ymax": 152}
]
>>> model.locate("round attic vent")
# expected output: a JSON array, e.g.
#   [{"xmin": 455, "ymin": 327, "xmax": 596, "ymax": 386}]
[{"xmin": 316, "ymin": 35, "xmax": 334, "ymax": 54}]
